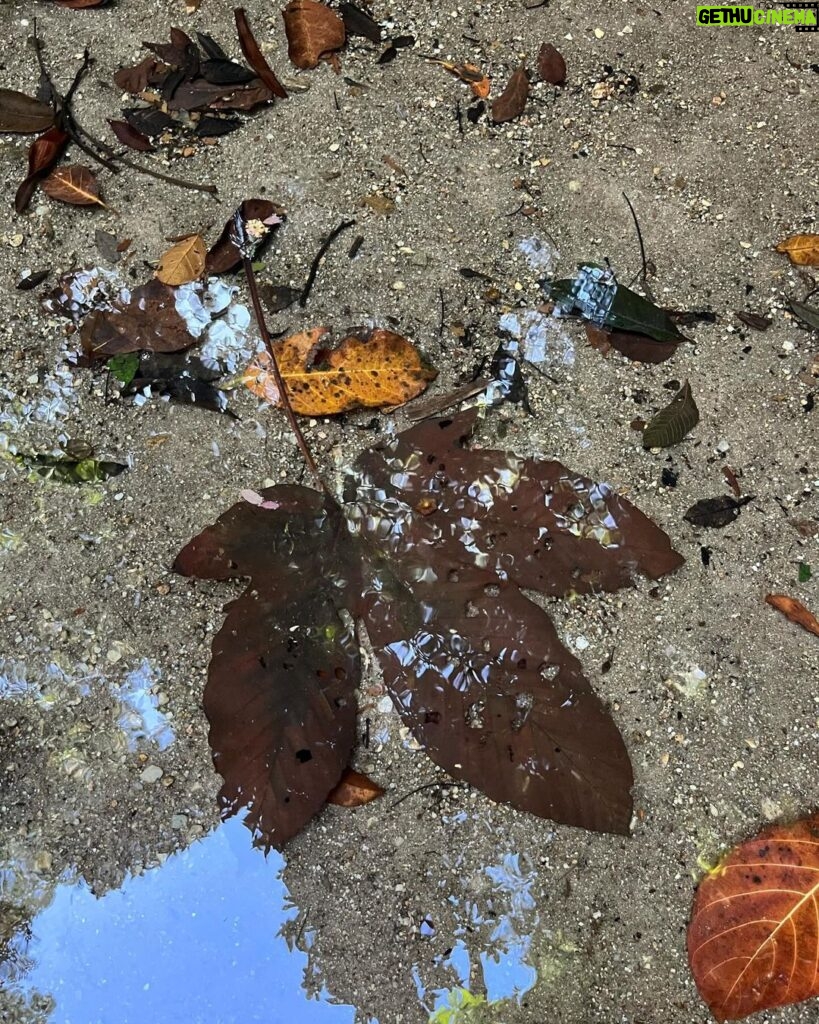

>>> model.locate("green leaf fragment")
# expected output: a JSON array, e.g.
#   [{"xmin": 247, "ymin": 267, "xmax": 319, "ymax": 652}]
[
  {"xmin": 108, "ymin": 352, "xmax": 140, "ymax": 385},
  {"xmin": 429, "ymin": 989, "xmax": 489, "ymax": 1023},
  {"xmin": 799, "ymin": 562, "xmax": 812, "ymax": 583},
  {"xmin": 20, "ymin": 453, "xmax": 128, "ymax": 484},
  {"xmin": 642, "ymin": 380, "xmax": 699, "ymax": 449}
]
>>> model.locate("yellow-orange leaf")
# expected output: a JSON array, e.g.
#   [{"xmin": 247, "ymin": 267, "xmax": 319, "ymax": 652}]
[
  {"xmin": 776, "ymin": 234, "xmax": 819, "ymax": 267},
  {"xmin": 41, "ymin": 165, "xmax": 106, "ymax": 208},
  {"xmin": 326, "ymin": 768, "xmax": 385, "ymax": 807},
  {"xmin": 241, "ymin": 326, "xmax": 437, "ymax": 415},
  {"xmin": 688, "ymin": 813, "xmax": 819, "ymax": 1020},
  {"xmin": 156, "ymin": 234, "xmax": 207, "ymax": 286},
  {"xmin": 765, "ymin": 593, "xmax": 819, "ymax": 638}
]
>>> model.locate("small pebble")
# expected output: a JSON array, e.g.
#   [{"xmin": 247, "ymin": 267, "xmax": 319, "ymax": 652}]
[{"xmin": 140, "ymin": 764, "xmax": 164, "ymax": 784}]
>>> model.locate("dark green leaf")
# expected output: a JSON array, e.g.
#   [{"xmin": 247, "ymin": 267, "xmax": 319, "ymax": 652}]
[
  {"xmin": 642, "ymin": 380, "xmax": 699, "ymax": 448},
  {"xmin": 108, "ymin": 352, "xmax": 140, "ymax": 385},
  {"xmin": 608, "ymin": 285, "xmax": 687, "ymax": 344},
  {"xmin": 799, "ymin": 562, "xmax": 812, "ymax": 583},
  {"xmin": 790, "ymin": 300, "xmax": 819, "ymax": 332}
]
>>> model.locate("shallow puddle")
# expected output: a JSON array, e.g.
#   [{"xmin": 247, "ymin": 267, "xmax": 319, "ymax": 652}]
[{"xmin": 1, "ymin": 817, "xmax": 359, "ymax": 1024}]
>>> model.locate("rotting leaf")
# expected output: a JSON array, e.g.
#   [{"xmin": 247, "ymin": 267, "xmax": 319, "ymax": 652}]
[
  {"xmin": 735, "ymin": 311, "xmax": 771, "ymax": 331},
  {"xmin": 765, "ymin": 593, "xmax": 819, "ymax": 639},
  {"xmin": 537, "ymin": 42, "xmax": 566, "ymax": 85},
  {"xmin": 81, "ymin": 279, "xmax": 196, "ymax": 359},
  {"xmin": 0, "ymin": 89, "xmax": 55, "ymax": 133},
  {"xmin": 688, "ymin": 813, "xmax": 819, "ymax": 1021},
  {"xmin": 156, "ymin": 234, "xmax": 207, "ymax": 286},
  {"xmin": 326, "ymin": 768, "xmax": 385, "ymax": 807},
  {"xmin": 790, "ymin": 299, "xmax": 819, "ymax": 332},
  {"xmin": 241, "ymin": 326, "xmax": 437, "ymax": 415},
  {"xmin": 206, "ymin": 199, "xmax": 285, "ymax": 274},
  {"xmin": 491, "ymin": 64, "xmax": 529, "ymax": 123},
  {"xmin": 41, "ymin": 165, "xmax": 107, "ymax": 208},
  {"xmin": 15, "ymin": 126, "xmax": 69, "ymax": 213},
  {"xmin": 776, "ymin": 233, "xmax": 819, "ymax": 267},
  {"xmin": 126, "ymin": 354, "xmax": 234, "ymax": 416},
  {"xmin": 684, "ymin": 495, "xmax": 753, "ymax": 529},
  {"xmin": 642, "ymin": 380, "xmax": 699, "ymax": 449},
  {"xmin": 16, "ymin": 269, "xmax": 49, "ymax": 291},
  {"xmin": 235, "ymin": 8, "xmax": 289, "ymax": 99},
  {"xmin": 283, "ymin": 0, "xmax": 346, "ymax": 70},
  {"xmin": 174, "ymin": 408, "xmax": 684, "ymax": 848}
]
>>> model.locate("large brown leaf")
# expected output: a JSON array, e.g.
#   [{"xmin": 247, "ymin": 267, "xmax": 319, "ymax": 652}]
[
  {"xmin": 41, "ymin": 165, "xmax": 106, "ymax": 208},
  {"xmin": 688, "ymin": 814, "xmax": 819, "ymax": 1020},
  {"xmin": 235, "ymin": 8, "xmax": 288, "ymax": 99},
  {"xmin": 81, "ymin": 279, "xmax": 196, "ymax": 359},
  {"xmin": 241, "ymin": 326, "xmax": 437, "ymax": 415},
  {"xmin": 0, "ymin": 89, "xmax": 55, "ymax": 133},
  {"xmin": 15, "ymin": 126, "xmax": 69, "ymax": 213},
  {"xmin": 175, "ymin": 409, "xmax": 684, "ymax": 848},
  {"xmin": 283, "ymin": 0, "xmax": 346, "ymax": 70}
]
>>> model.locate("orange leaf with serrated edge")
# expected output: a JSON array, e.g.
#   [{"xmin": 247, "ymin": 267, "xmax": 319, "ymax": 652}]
[
  {"xmin": 765, "ymin": 593, "xmax": 819, "ymax": 638},
  {"xmin": 242, "ymin": 326, "xmax": 437, "ymax": 415},
  {"xmin": 688, "ymin": 813, "xmax": 819, "ymax": 1020},
  {"xmin": 42, "ymin": 165, "xmax": 106, "ymax": 207},
  {"xmin": 326, "ymin": 768, "xmax": 384, "ymax": 807},
  {"xmin": 156, "ymin": 234, "xmax": 207, "ymax": 286},
  {"xmin": 776, "ymin": 234, "xmax": 819, "ymax": 267}
]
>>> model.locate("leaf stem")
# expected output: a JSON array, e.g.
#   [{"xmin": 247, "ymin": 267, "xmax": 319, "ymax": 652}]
[
  {"xmin": 299, "ymin": 219, "xmax": 356, "ymax": 307},
  {"xmin": 241, "ymin": 256, "xmax": 327, "ymax": 491}
]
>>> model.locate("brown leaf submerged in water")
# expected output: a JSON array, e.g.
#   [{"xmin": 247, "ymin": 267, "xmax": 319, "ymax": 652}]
[
  {"xmin": 174, "ymin": 408, "xmax": 684, "ymax": 848},
  {"xmin": 81, "ymin": 279, "xmax": 197, "ymax": 359},
  {"xmin": 156, "ymin": 233, "xmax": 207, "ymax": 285},
  {"xmin": 688, "ymin": 814, "xmax": 819, "ymax": 1020},
  {"xmin": 283, "ymin": 0, "xmax": 346, "ymax": 70},
  {"xmin": 241, "ymin": 326, "xmax": 437, "ymax": 415},
  {"xmin": 642, "ymin": 380, "xmax": 699, "ymax": 448},
  {"xmin": 326, "ymin": 768, "xmax": 385, "ymax": 807},
  {"xmin": 41, "ymin": 165, "xmax": 107, "ymax": 208},
  {"xmin": 491, "ymin": 63, "xmax": 529, "ymax": 123}
]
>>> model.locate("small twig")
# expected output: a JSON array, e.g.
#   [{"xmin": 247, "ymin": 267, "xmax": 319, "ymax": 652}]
[
  {"xmin": 438, "ymin": 286, "xmax": 445, "ymax": 339},
  {"xmin": 242, "ymin": 255, "xmax": 326, "ymax": 490},
  {"xmin": 299, "ymin": 219, "xmax": 356, "ymax": 307},
  {"xmin": 390, "ymin": 780, "xmax": 459, "ymax": 810},
  {"xmin": 622, "ymin": 192, "xmax": 648, "ymax": 285}
]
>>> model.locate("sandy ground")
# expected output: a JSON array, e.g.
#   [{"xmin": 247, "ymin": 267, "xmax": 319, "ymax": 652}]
[{"xmin": 0, "ymin": 1, "xmax": 818, "ymax": 1022}]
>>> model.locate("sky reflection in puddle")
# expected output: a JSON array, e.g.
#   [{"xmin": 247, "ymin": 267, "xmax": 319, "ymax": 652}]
[{"xmin": 3, "ymin": 818, "xmax": 357, "ymax": 1024}]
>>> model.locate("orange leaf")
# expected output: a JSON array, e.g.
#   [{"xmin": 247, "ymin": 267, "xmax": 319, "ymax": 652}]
[
  {"xmin": 41, "ymin": 164, "xmax": 106, "ymax": 208},
  {"xmin": 765, "ymin": 593, "xmax": 819, "ymax": 638},
  {"xmin": 155, "ymin": 234, "xmax": 207, "ymax": 286},
  {"xmin": 688, "ymin": 814, "xmax": 819, "ymax": 1020},
  {"xmin": 435, "ymin": 60, "xmax": 491, "ymax": 98},
  {"xmin": 326, "ymin": 768, "xmax": 384, "ymax": 807},
  {"xmin": 241, "ymin": 326, "xmax": 437, "ymax": 415},
  {"xmin": 282, "ymin": 0, "xmax": 346, "ymax": 71},
  {"xmin": 775, "ymin": 234, "xmax": 819, "ymax": 267}
]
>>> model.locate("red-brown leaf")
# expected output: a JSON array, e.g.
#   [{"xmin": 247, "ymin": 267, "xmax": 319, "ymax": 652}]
[
  {"xmin": 765, "ymin": 593, "xmax": 819, "ymax": 639},
  {"xmin": 537, "ymin": 42, "xmax": 566, "ymax": 85},
  {"xmin": 235, "ymin": 7, "xmax": 288, "ymax": 99},
  {"xmin": 491, "ymin": 63, "xmax": 529, "ymax": 123},
  {"xmin": 585, "ymin": 323, "xmax": 680, "ymax": 364},
  {"xmin": 80, "ymin": 278, "xmax": 197, "ymax": 359},
  {"xmin": 688, "ymin": 814, "xmax": 819, "ymax": 1020},
  {"xmin": 15, "ymin": 126, "xmax": 70, "ymax": 213},
  {"xmin": 0, "ymin": 89, "xmax": 55, "ymax": 133},
  {"xmin": 206, "ymin": 199, "xmax": 286, "ymax": 274},
  {"xmin": 283, "ymin": 0, "xmax": 346, "ymax": 70},
  {"xmin": 326, "ymin": 768, "xmax": 385, "ymax": 807},
  {"xmin": 108, "ymin": 119, "xmax": 154, "ymax": 152},
  {"xmin": 41, "ymin": 164, "xmax": 106, "ymax": 207},
  {"xmin": 114, "ymin": 56, "xmax": 164, "ymax": 94},
  {"xmin": 54, "ymin": 0, "xmax": 109, "ymax": 7}
]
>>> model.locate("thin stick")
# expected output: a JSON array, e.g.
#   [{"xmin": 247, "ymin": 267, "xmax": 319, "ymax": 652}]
[
  {"xmin": 622, "ymin": 192, "xmax": 648, "ymax": 285},
  {"xmin": 242, "ymin": 256, "xmax": 326, "ymax": 490},
  {"xmin": 299, "ymin": 219, "xmax": 356, "ymax": 307},
  {"xmin": 390, "ymin": 780, "xmax": 458, "ymax": 810}
]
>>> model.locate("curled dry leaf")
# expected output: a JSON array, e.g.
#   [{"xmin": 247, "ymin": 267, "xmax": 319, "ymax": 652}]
[
  {"xmin": 433, "ymin": 60, "xmax": 491, "ymax": 98},
  {"xmin": 206, "ymin": 198, "xmax": 286, "ymax": 274},
  {"xmin": 15, "ymin": 126, "xmax": 69, "ymax": 214},
  {"xmin": 235, "ymin": 8, "xmax": 289, "ymax": 99},
  {"xmin": 41, "ymin": 165, "xmax": 106, "ymax": 208},
  {"xmin": 156, "ymin": 234, "xmax": 207, "ymax": 286},
  {"xmin": 174, "ymin": 409, "xmax": 684, "ymax": 848},
  {"xmin": 776, "ymin": 234, "xmax": 819, "ymax": 267},
  {"xmin": 326, "ymin": 768, "xmax": 385, "ymax": 807},
  {"xmin": 642, "ymin": 380, "xmax": 699, "ymax": 449},
  {"xmin": 491, "ymin": 64, "xmax": 529, "ymax": 123},
  {"xmin": 0, "ymin": 89, "xmax": 55, "ymax": 133},
  {"xmin": 537, "ymin": 42, "xmax": 566, "ymax": 85},
  {"xmin": 765, "ymin": 593, "xmax": 819, "ymax": 639},
  {"xmin": 283, "ymin": 0, "xmax": 346, "ymax": 70},
  {"xmin": 242, "ymin": 326, "xmax": 437, "ymax": 415},
  {"xmin": 688, "ymin": 813, "xmax": 819, "ymax": 1021}
]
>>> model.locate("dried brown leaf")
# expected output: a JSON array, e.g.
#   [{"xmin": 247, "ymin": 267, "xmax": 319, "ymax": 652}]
[
  {"xmin": 108, "ymin": 119, "xmax": 154, "ymax": 152},
  {"xmin": 0, "ymin": 89, "xmax": 55, "ymax": 133},
  {"xmin": 81, "ymin": 279, "xmax": 196, "ymax": 359},
  {"xmin": 537, "ymin": 42, "xmax": 566, "ymax": 85},
  {"xmin": 206, "ymin": 199, "xmax": 285, "ymax": 274},
  {"xmin": 41, "ymin": 165, "xmax": 106, "ymax": 208},
  {"xmin": 765, "ymin": 593, "xmax": 819, "ymax": 639},
  {"xmin": 156, "ymin": 234, "xmax": 207, "ymax": 286},
  {"xmin": 326, "ymin": 768, "xmax": 385, "ymax": 807},
  {"xmin": 491, "ymin": 64, "xmax": 529, "ymax": 123},
  {"xmin": 776, "ymin": 234, "xmax": 819, "ymax": 267},
  {"xmin": 235, "ymin": 8, "xmax": 289, "ymax": 99},
  {"xmin": 15, "ymin": 126, "xmax": 69, "ymax": 213},
  {"xmin": 283, "ymin": 0, "xmax": 346, "ymax": 70}
]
